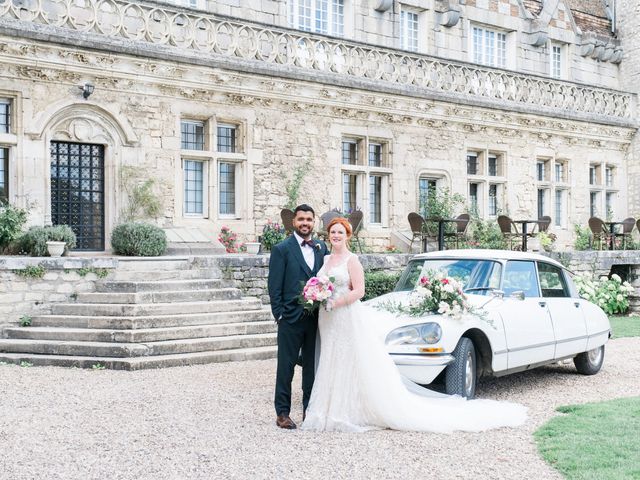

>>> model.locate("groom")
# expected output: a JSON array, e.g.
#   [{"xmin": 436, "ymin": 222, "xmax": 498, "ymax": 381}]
[{"xmin": 268, "ymin": 204, "xmax": 329, "ymax": 429}]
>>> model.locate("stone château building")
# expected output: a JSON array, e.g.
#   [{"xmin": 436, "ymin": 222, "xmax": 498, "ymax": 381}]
[{"xmin": 0, "ymin": 0, "xmax": 637, "ymax": 251}]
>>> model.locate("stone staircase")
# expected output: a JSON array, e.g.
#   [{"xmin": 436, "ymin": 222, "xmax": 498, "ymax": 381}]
[{"xmin": 0, "ymin": 258, "xmax": 277, "ymax": 369}]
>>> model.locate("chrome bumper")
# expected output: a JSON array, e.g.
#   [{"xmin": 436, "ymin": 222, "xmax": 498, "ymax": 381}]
[{"xmin": 390, "ymin": 353, "xmax": 455, "ymax": 367}]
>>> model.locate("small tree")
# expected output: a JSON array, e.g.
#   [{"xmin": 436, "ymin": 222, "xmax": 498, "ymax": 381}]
[
  {"xmin": 119, "ymin": 166, "xmax": 163, "ymax": 222},
  {"xmin": 0, "ymin": 203, "xmax": 28, "ymax": 253},
  {"xmin": 284, "ymin": 162, "xmax": 309, "ymax": 210}
]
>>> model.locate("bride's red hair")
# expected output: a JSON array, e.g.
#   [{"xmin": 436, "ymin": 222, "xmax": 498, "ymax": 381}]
[{"xmin": 326, "ymin": 217, "xmax": 352, "ymax": 239}]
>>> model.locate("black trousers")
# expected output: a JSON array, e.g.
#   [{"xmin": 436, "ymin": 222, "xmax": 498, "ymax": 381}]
[{"xmin": 274, "ymin": 312, "xmax": 318, "ymax": 416}]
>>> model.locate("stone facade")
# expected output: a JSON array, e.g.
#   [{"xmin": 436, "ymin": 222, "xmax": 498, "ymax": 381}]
[{"xmin": 0, "ymin": 0, "xmax": 637, "ymax": 253}]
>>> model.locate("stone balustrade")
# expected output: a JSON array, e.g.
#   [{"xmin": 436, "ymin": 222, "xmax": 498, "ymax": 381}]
[{"xmin": 0, "ymin": 0, "xmax": 635, "ymax": 124}]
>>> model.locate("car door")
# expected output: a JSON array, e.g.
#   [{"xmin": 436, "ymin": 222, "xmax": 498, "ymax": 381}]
[
  {"xmin": 500, "ymin": 260, "xmax": 556, "ymax": 369},
  {"xmin": 537, "ymin": 262, "xmax": 588, "ymax": 359}
]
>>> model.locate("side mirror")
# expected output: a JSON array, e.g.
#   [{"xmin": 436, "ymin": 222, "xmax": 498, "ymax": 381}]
[{"xmin": 510, "ymin": 290, "xmax": 525, "ymax": 301}]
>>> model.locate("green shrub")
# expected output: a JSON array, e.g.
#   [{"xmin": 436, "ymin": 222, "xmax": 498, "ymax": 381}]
[
  {"xmin": 261, "ymin": 220, "xmax": 286, "ymax": 251},
  {"xmin": 17, "ymin": 225, "xmax": 76, "ymax": 257},
  {"xmin": 574, "ymin": 273, "xmax": 635, "ymax": 315},
  {"xmin": 573, "ymin": 224, "xmax": 591, "ymax": 251},
  {"xmin": 465, "ymin": 217, "xmax": 507, "ymax": 249},
  {"xmin": 111, "ymin": 222, "xmax": 167, "ymax": 256},
  {"xmin": 0, "ymin": 203, "xmax": 28, "ymax": 252},
  {"xmin": 363, "ymin": 271, "xmax": 401, "ymax": 301}
]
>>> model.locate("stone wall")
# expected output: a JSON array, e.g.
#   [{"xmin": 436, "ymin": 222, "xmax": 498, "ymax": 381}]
[
  {"xmin": 0, "ymin": 257, "xmax": 117, "ymax": 329},
  {"xmin": 201, "ymin": 253, "xmax": 412, "ymax": 304}
]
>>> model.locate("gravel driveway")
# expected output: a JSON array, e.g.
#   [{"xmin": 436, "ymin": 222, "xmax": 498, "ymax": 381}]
[{"xmin": 1, "ymin": 337, "xmax": 639, "ymax": 480}]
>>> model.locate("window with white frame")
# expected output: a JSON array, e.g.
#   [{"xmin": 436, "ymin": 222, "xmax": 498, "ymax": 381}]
[
  {"xmin": 183, "ymin": 159, "xmax": 205, "ymax": 215},
  {"xmin": 180, "ymin": 118, "xmax": 245, "ymax": 219},
  {"xmin": 400, "ymin": 6, "xmax": 419, "ymax": 52},
  {"xmin": 340, "ymin": 137, "xmax": 391, "ymax": 225},
  {"xmin": 590, "ymin": 191, "xmax": 599, "ymax": 218},
  {"xmin": 472, "ymin": 25, "xmax": 507, "ymax": 68},
  {"xmin": 550, "ymin": 43, "xmax": 564, "ymax": 79},
  {"xmin": 589, "ymin": 163, "xmax": 617, "ymax": 218},
  {"xmin": 466, "ymin": 150, "xmax": 506, "ymax": 217},
  {"xmin": 536, "ymin": 157, "xmax": 568, "ymax": 226},
  {"xmin": 0, "ymin": 99, "xmax": 10, "ymax": 134},
  {"xmin": 181, "ymin": 120, "xmax": 204, "ymax": 151},
  {"xmin": 0, "ymin": 147, "xmax": 8, "ymax": 202},
  {"xmin": 418, "ymin": 176, "xmax": 438, "ymax": 217},
  {"xmin": 289, "ymin": 0, "xmax": 345, "ymax": 36}
]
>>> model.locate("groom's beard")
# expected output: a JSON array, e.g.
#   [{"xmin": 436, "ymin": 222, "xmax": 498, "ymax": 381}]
[{"xmin": 295, "ymin": 227, "xmax": 313, "ymax": 239}]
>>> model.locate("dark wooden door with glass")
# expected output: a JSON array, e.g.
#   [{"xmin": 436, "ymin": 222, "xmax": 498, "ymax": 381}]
[{"xmin": 50, "ymin": 141, "xmax": 105, "ymax": 251}]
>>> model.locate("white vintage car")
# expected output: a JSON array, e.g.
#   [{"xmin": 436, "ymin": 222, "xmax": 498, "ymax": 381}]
[{"xmin": 368, "ymin": 250, "xmax": 611, "ymax": 399}]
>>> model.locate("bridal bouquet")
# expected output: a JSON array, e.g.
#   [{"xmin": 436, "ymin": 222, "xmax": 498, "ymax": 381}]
[
  {"xmin": 381, "ymin": 272, "xmax": 473, "ymax": 319},
  {"xmin": 300, "ymin": 275, "xmax": 335, "ymax": 312}
]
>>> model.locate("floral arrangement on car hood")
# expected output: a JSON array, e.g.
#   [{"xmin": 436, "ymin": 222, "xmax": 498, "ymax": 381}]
[{"xmin": 379, "ymin": 272, "xmax": 473, "ymax": 319}]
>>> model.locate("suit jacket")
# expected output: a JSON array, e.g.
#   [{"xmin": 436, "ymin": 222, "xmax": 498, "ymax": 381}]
[{"xmin": 268, "ymin": 235, "xmax": 329, "ymax": 325}]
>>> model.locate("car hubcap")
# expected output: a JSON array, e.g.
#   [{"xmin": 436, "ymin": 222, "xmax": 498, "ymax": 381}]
[
  {"xmin": 588, "ymin": 346, "xmax": 603, "ymax": 365},
  {"xmin": 465, "ymin": 351, "xmax": 474, "ymax": 395}
]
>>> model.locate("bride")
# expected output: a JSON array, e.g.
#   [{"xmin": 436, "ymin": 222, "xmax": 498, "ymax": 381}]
[{"xmin": 301, "ymin": 217, "xmax": 527, "ymax": 433}]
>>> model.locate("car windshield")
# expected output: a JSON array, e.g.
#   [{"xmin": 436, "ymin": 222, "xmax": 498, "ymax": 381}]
[{"xmin": 395, "ymin": 259, "xmax": 503, "ymax": 295}]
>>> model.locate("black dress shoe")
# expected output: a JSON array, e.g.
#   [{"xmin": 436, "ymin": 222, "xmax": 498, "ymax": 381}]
[{"xmin": 276, "ymin": 414, "xmax": 297, "ymax": 429}]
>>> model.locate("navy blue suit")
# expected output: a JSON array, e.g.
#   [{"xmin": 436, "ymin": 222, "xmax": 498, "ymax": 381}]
[{"xmin": 268, "ymin": 234, "xmax": 329, "ymax": 416}]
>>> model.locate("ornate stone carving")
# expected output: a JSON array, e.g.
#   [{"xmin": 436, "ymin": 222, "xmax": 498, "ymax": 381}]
[{"xmin": 0, "ymin": 0, "xmax": 634, "ymax": 122}]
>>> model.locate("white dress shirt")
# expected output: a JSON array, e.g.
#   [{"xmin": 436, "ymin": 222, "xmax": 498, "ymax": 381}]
[{"xmin": 293, "ymin": 232, "xmax": 315, "ymax": 271}]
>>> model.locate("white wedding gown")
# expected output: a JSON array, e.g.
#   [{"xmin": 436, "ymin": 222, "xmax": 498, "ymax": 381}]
[{"xmin": 301, "ymin": 253, "xmax": 528, "ymax": 433}]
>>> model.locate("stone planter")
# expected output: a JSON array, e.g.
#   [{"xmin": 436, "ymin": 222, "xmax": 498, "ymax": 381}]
[
  {"xmin": 245, "ymin": 242, "xmax": 261, "ymax": 254},
  {"xmin": 46, "ymin": 241, "xmax": 66, "ymax": 257}
]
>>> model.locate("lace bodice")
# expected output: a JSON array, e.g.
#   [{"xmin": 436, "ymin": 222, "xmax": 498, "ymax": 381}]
[{"xmin": 318, "ymin": 254, "xmax": 353, "ymax": 298}]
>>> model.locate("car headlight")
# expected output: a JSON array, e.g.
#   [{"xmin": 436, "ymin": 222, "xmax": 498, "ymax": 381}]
[{"xmin": 385, "ymin": 322, "xmax": 442, "ymax": 345}]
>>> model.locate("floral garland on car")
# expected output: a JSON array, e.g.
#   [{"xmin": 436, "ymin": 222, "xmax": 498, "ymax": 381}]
[{"xmin": 378, "ymin": 272, "xmax": 476, "ymax": 319}]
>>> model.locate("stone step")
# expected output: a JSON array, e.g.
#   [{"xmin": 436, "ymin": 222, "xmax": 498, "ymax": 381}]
[
  {"xmin": 0, "ymin": 333, "xmax": 277, "ymax": 358},
  {"xmin": 95, "ymin": 279, "xmax": 226, "ymax": 293},
  {"xmin": 109, "ymin": 268, "xmax": 220, "ymax": 281},
  {"xmin": 0, "ymin": 345, "xmax": 278, "ymax": 370},
  {"xmin": 51, "ymin": 298, "xmax": 262, "ymax": 317},
  {"xmin": 4, "ymin": 321, "xmax": 277, "ymax": 343},
  {"xmin": 30, "ymin": 308, "xmax": 273, "ymax": 329},
  {"xmin": 115, "ymin": 258, "xmax": 191, "ymax": 271},
  {"xmin": 75, "ymin": 288, "xmax": 241, "ymax": 304}
]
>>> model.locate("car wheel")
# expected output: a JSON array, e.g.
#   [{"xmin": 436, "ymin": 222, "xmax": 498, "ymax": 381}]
[
  {"xmin": 574, "ymin": 345, "xmax": 605, "ymax": 375},
  {"xmin": 445, "ymin": 337, "xmax": 476, "ymax": 399}
]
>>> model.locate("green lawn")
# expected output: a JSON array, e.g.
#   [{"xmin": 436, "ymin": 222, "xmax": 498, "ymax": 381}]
[
  {"xmin": 535, "ymin": 397, "xmax": 640, "ymax": 480},
  {"xmin": 609, "ymin": 316, "xmax": 640, "ymax": 338}
]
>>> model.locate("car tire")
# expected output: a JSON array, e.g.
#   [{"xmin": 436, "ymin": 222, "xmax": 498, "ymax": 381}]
[
  {"xmin": 574, "ymin": 345, "xmax": 605, "ymax": 375},
  {"xmin": 445, "ymin": 337, "xmax": 477, "ymax": 399}
]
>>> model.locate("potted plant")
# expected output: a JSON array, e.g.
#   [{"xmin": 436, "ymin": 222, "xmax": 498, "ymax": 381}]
[{"xmin": 245, "ymin": 241, "xmax": 261, "ymax": 254}]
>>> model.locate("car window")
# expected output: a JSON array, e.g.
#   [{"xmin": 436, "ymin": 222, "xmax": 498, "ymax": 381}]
[
  {"xmin": 502, "ymin": 261, "xmax": 539, "ymax": 298},
  {"xmin": 395, "ymin": 259, "xmax": 502, "ymax": 295},
  {"xmin": 537, "ymin": 262, "xmax": 570, "ymax": 298}
]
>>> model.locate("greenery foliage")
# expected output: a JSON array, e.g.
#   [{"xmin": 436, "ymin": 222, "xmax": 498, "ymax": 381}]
[
  {"xmin": 119, "ymin": 166, "xmax": 163, "ymax": 222},
  {"xmin": 574, "ymin": 273, "xmax": 634, "ymax": 315},
  {"xmin": 573, "ymin": 224, "xmax": 591, "ymax": 251},
  {"xmin": 13, "ymin": 264, "xmax": 46, "ymax": 279},
  {"xmin": 77, "ymin": 267, "xmax": 110, "ymax": 278},
  {"xmin": 464, "ymin": 216, "xmax": 507, "ymax": 249},
  {"xmin": 18, "ymin": 225, "xmax": 76, "ymax": 257},
  {"xmin": 535, "ymin": 397, "xmax": 640, "ymax": 480},
  {"xmin": 111, "ymin": 222, "xmax": 167, "ymax": 256},
  {"xmin": 363, "ymin": 271, "xmax": 401, "ymax": 301},
  {"xmin": 218, "ymin": 226, "xmax": 246, "ymax": 253},
  {"xmin": 0, "ymin": 203, "xmax": 28, "ymax": 253},
  {"xmin": 284, "ymin": 162, "xmax": 309, "ymax": 210},
  {"xmin": 419, "ymin": 188, "xmax": 465, "ymax": 235},
  {"xmin": 19, "ymin": 315, "xmax": 32, "ymax": 327},
  {"xmin": 261, "ymin": 220, "xmax": 287, "ymax": 251},
  {"xmin": 609, "ymin": 316, "xmax": 640, "ymax": 338}
]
